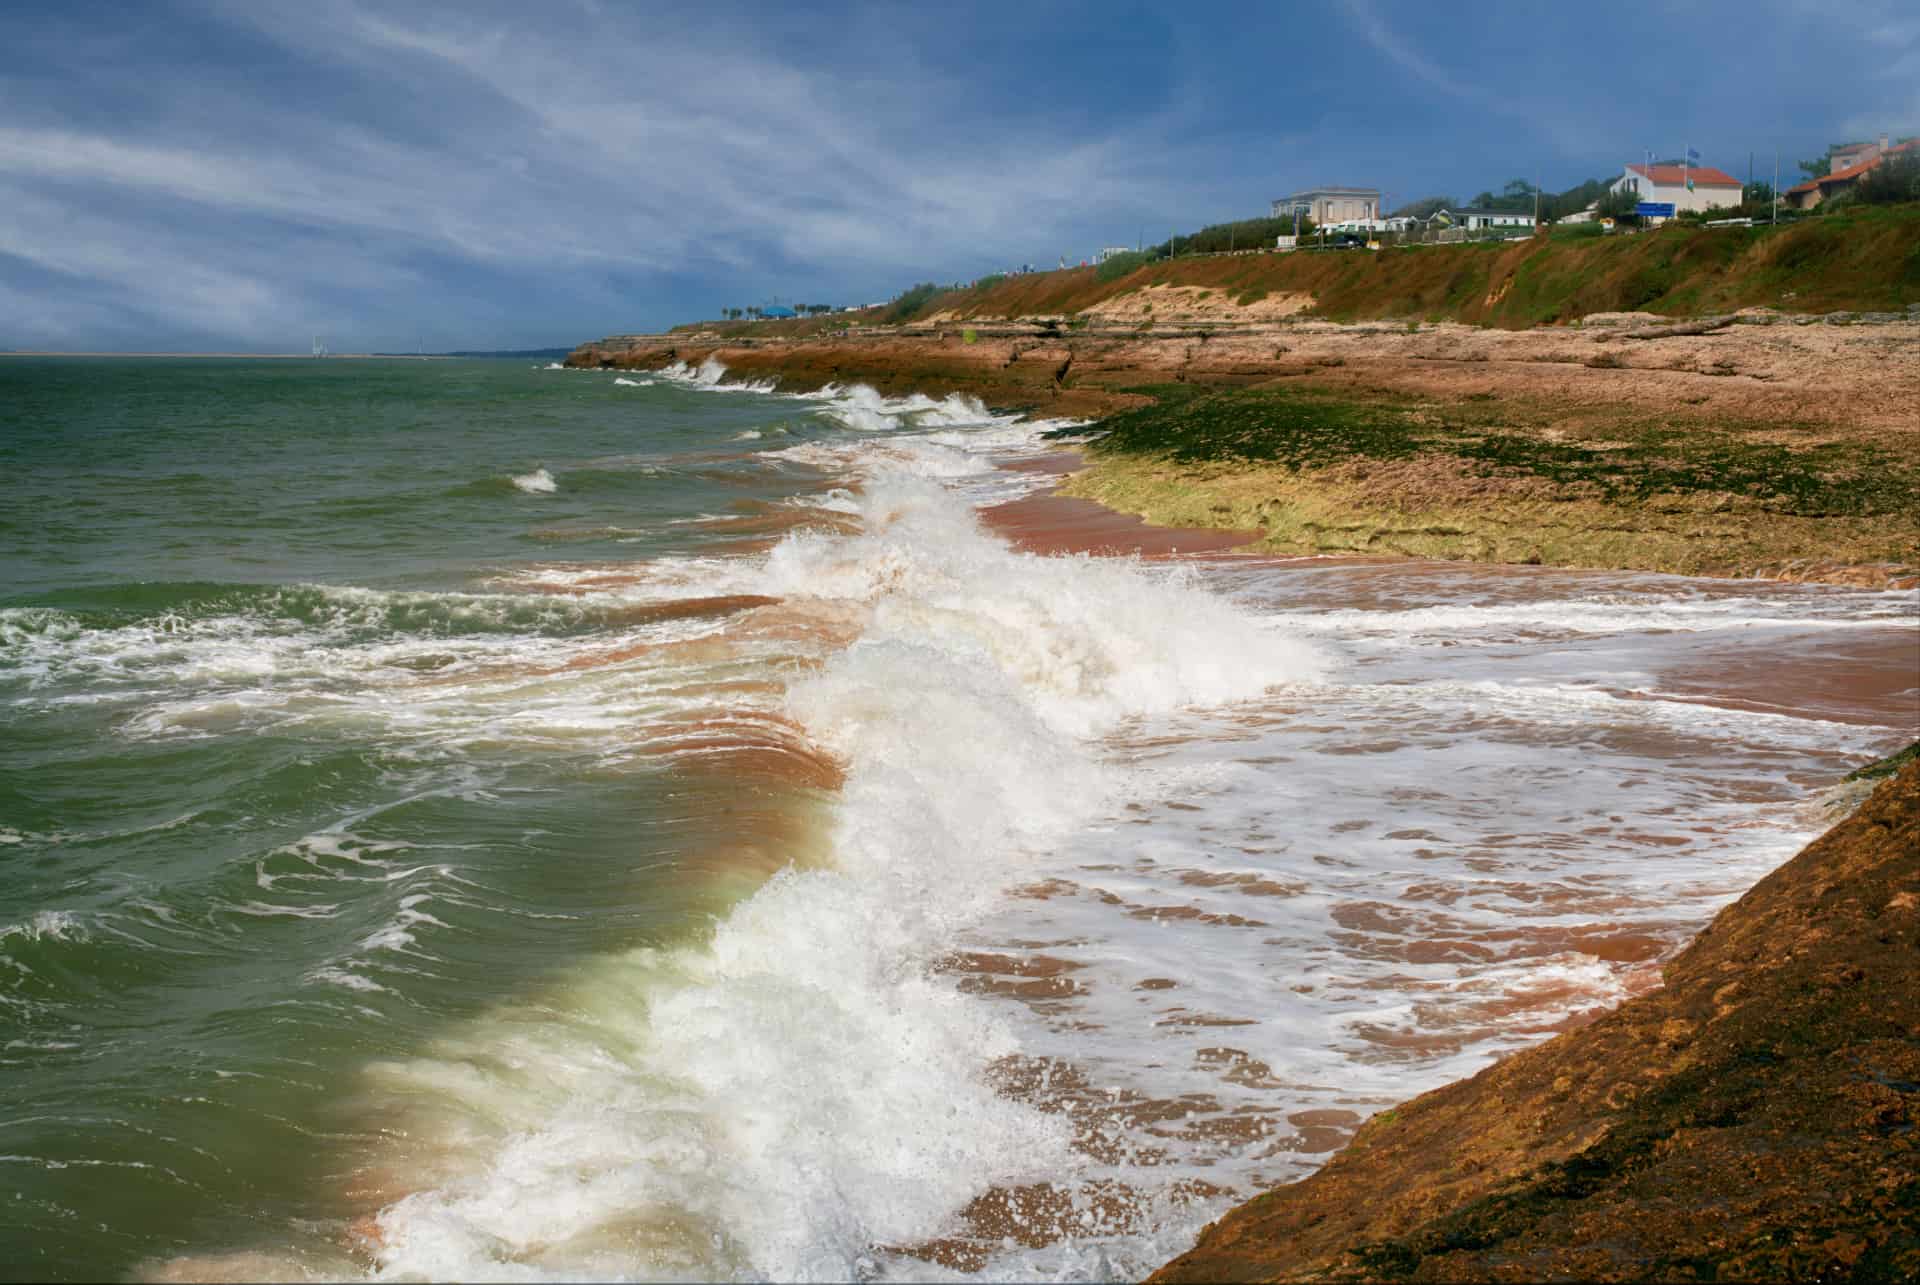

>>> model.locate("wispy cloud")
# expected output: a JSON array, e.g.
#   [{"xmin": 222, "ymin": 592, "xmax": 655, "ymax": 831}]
[
  {"xmin": 2, "ymin": 0, "xmax": 1210, "ymax": 345},
  {"xmin": 1, "ymin": 0, "xmax": 1913, "ymax": 349},
  {"xmin": 1337, "ymin": 0, "xmax": 1490, "ymax": 108},
  {"xmin": 1334, "ymin": 0, "xmax": 1608, "ymax": 157}
]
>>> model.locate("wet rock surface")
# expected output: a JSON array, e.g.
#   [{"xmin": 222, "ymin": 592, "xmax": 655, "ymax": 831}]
[{"xmin": 1149, "ymin": 760, "xmax": 1920, "ymax": 1283}]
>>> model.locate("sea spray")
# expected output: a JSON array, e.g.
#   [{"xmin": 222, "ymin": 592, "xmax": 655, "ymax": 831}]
[
  {"xmin": 512, "ymin": 467, "xmax": 558, "ymax": 494},
  {"xmin": 363, "ymin": 474, "xmax": 1328, "ymax": 1280}
]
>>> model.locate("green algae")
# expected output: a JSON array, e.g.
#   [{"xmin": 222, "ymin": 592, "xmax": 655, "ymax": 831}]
[{"xmin": 1053, "ymin": 384, "xmax": 1917, "ymax": 519}]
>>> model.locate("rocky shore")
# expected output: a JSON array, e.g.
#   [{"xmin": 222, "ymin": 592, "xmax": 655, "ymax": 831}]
[
  {"xmin": 565, "ymin": 306, "xmax": 1920, "ymax": 1279},
  {"xmin": 1149, "ymin": 757, "xmax": 1920, "ymax": 1283},
  {"xmin": 569, "ymin": 307, "xmax": 1920, "ymax": 586}
]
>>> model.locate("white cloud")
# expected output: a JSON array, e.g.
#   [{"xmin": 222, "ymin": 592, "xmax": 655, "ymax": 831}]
[
  {"xmin": 0, "ymin": 0, "xmax": 1218, "ymax": 346},
  {"xmin": 12, "ymin": 0, "xmax": 1902, "ymax": 347}
]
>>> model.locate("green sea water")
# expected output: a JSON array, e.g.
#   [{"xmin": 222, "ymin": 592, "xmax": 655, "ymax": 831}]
[{"xmin": 0, "ymin": 358, "xmax": 850, "ymax": 1279}]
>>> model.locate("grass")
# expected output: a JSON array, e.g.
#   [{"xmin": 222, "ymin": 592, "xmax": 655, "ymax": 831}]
[
  {"xmin": 911, "ymin": 204, "xmax": 1920, "ymax": 328},
  {"xmin": 657, "ymin": 205, "xmax": 1919, "ymax": 341}
]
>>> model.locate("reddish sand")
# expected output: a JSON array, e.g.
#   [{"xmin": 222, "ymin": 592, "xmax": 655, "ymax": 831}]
[
  {"xmin": 1649, "ymin": 631, "xmax": 1920, "ymax": 728},
  {"xmin": 982, "ymin": 454, "xmax": 1261, "ymax": 558}
]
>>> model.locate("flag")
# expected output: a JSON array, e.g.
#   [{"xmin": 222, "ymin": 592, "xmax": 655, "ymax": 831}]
[{"xmin": 1687, "ymin": 147, "xmax": 1701, "ymax": 161}]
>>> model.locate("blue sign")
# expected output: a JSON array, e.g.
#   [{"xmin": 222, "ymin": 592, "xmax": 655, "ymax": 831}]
[{"xmin": 1636, "ymin": 202, "xmax": 1676, "ymax": 217}]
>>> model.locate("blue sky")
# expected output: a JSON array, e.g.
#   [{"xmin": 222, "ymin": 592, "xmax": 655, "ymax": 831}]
[{"xmin": 2, "ymin": 0, "xmax": 1915, "ymax": 351}]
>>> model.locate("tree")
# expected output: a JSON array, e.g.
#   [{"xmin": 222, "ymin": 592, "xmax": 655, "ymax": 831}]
[
  {"xmin": 1544, "ymin": 178, "xmax": 1608, "ymax": 221},
  {"xmin": 1854, "ymin": 152, "xmax": 1920, "ymax": 204},
  {"xmin": 1469, "ymin": 179, "xmax": 1539, "ymax": 211},
  {"xmin": 1798, "ymin": 145, "xmax": 1842, "ymax": 180},
  {"xmin": 1391, "ymin": 195, "xmax": 1454, "ymax": 220},
  {"xmin": 1596, "ymin": 185, "xmax": 1642, "ymax": 221}
]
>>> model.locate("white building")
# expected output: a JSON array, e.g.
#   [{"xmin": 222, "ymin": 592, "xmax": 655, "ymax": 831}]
[
  {"xmin": 1437, "ymin": 207, "xmax": 1535, "ymax": 231},
  {"xmin": 1271, "ymin": 186, "xmax": 1380, "ymax": 224},
  {"xmin": 1607, "ymin": 162, "xmax": 1742, "ymax": 215}
]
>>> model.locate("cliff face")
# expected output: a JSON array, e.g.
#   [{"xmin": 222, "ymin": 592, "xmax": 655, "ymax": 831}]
[{"xmin": 1150, "ymin": 760, "xmax": 1920, "ymax": 1283}]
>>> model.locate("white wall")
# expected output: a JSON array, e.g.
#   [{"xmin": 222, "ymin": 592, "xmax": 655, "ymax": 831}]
[{"xmin": 1611, "ymin": 166, "xmax": 1738, "ymax": 214}]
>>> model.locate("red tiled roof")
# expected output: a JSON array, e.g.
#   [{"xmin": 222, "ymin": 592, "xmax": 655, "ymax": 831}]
[
  {"xmin": 1814, "ymin": 140, "xmax": 1920, "ymax": 188},
  {"xmin": 1822, "ymin": 156, "xmax": 1883, "ymax": 184},
  {"xmin": 1783, "ymin": 141, "xmax": 1916, "ymax": 197},
  {"xmin": 1626, "ymin": 163, "xmax": 1741, "ymax": 187}
]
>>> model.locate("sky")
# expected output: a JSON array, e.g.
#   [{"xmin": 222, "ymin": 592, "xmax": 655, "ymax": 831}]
[{"xmin": 2, "ymin": 0, "xmax": 1915, "ymax": 352}]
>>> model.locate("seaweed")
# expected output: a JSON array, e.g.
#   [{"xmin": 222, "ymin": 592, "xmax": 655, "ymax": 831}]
[{"xmin": 1074, "ymin": 385, "xmax": 1917, "ymax": 518}]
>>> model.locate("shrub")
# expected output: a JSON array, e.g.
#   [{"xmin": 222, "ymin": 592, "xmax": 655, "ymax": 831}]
[
  {"xmin": 1096, "ymin": 251, "xmax": 1156, "ymax": 282},
  {"xmin": 1855, "ymin": 153, "xmax": 1920, "ymax": 205},
  {"xmin": 1596, "ymin": 186, "xmax": 1643, "ymax": 223},
  {"xmin": 886, "ymin": 282, "xmax": 945, "ymax": 322}
]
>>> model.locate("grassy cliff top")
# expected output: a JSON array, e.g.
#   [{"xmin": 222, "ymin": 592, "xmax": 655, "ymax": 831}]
[{"xmin": 680, "ymin": 204, "xmax": 1920, "ymax": 337}]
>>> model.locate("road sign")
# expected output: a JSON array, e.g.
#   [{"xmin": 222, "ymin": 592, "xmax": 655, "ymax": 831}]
[{"xmin": 1636, "ymin": 202, "xmax": 1676, "ymax": 218}]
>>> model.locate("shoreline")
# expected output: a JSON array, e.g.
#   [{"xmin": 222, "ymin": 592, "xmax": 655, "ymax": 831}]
[
  {"xmin": 964, "ymin": 440, "xmax": 1919, "ymax": 1281},
  {"xmin": 1150, "ymin": 757, "xmax": 1919, "ymax": 1283},
  {"xmin": 571, "ymin": 312, "xmax": 1920, "ymax": 589},
  {"xmin": 979, "ymin": 450, "xmax": 1264, "ymax": 559}
]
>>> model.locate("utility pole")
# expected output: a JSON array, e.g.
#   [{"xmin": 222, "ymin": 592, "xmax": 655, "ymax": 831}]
[{"xmin": 1773, "ymin": 150, "xmax": 1779, "ymax": 226}]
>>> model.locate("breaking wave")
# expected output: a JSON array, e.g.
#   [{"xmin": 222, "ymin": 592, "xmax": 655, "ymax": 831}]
[{"xmin": 512, "ymin": 467, "xmax": 558, "ymax": 494}]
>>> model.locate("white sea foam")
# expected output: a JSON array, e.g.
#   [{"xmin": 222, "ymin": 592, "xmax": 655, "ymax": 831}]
[
  {"xmin": 612, "ymin": 376, "xmax": 652, "ymax": 387},
  {"xmin": 0, "ymin": 910, "xmax": 86, "ymax": 944},
  {"xmin": 65, "ymin": 378, "xmax": 1908, "ymax": 1280},
  {"xmin": 360, "ymin": 473, "xmax": 1328, "ymax": 1280},
  {"xmin": 656, "ymin": 357, "xmax": 780, "ymax": 394},
  {"xmin": 511, "ymin": 467, "xmax": 558, "ymax": 494},
  {"xmin": 307, "ymin": 966, "xmax": 388, "ymax": 993},
  {"xmin": 808, "ymin": 384, "xmax": 1017, "ymax": 437}
]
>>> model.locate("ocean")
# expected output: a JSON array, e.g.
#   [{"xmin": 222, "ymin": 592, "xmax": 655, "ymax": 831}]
[{"xmin": 1, "ymin": 355, "xmax": 1913, "ymax": 1281}]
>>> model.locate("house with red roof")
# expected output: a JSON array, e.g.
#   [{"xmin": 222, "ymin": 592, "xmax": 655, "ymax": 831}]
[
  {"xmin": 1607, "ymin": 161, "xmax": 1743, "ymax": 216},
  {"xmin": 1785, "ymin": 134, "xmax": 1919, "ymax": 210}
]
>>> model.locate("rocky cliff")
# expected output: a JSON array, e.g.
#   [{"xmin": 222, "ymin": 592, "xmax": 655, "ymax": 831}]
[{"xmin": 1149, "ymin": 760, "xmax": 1920, "ymax": 1282}]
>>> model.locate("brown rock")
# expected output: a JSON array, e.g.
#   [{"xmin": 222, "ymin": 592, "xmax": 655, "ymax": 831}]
[{"xmin": 1150, "ymin": 762, "xmax": 1920, "ymax": 1283}]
